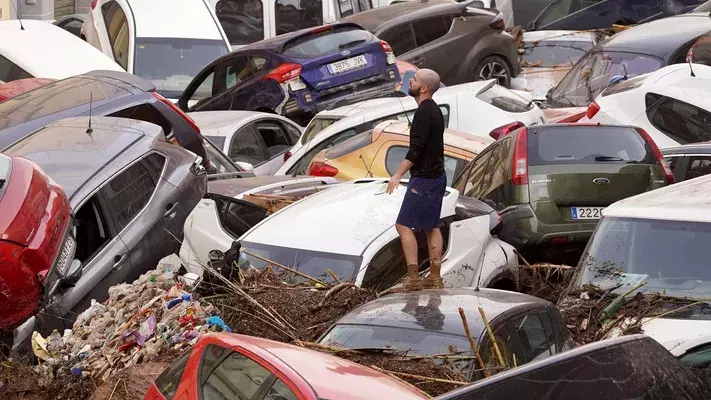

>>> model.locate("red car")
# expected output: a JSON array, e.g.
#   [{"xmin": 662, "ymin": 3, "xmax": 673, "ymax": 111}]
[
  {"xmin": 0, "ymin": 154, "xmax": 73, "ymax": 333},
  {"xmin": 145, "ymin": 333, "xmax": 427, "ymax": 400},
  {"xmin": 0, "ymin": 78, "xmax": 56, "ymax": 103}
]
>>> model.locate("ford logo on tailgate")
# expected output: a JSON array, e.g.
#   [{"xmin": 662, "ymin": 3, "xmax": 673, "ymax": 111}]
[
  {"xmin": 341, "ymin": 49, "xmax": 351, "ymax": 56},
  {"xmin": 593, "ymin": 178, "xmax": 610, "ymax": 185}
]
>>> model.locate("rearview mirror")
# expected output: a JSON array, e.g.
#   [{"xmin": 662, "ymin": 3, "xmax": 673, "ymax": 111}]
[
  {"xmin": 62, "ymin": 259, "xmax": 82, "ymax": 287},
  {"xmin": 235, "ymin": 161, "xmax": 255, "ymax": 172}
]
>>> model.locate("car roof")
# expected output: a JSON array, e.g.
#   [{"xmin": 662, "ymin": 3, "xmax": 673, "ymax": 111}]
[
  {"xmin": 242, "ymin": 180, "xmax": 458, "ymax": 256},
  {"xmin": 344, "ymin": 0, "xmax": 477, "ymax": 33},
  {"xmin": 189, "ymin": 110, "xmax": 293, "ymax": 136},
  {"xmin": 599, "ymin": 13, "xmax": 711, "ymax": 58},
  {"xmin": 376, "ymin": 120, "xmax": 493, "ymax": 154},
  {"xmin": 233, "ymin": 22, "xmax": 366, "ymax": 53},
  {"xmin": 0, "ymin": 20, "xmax": 124, "ymax": 79},
  {"xmin": 523, "ymin": 30, "xmax": 596, "ymax": 43},
  {"xmin": 128, "ymin": 0, "xmax": 224, "ymax": 39},
  {"xmin": 603, "ymin": 171, "xmax": 711, "ymax": 223},
  {"xmin": 331, "ymin": 288, "xmax": 548, "ymax": 339},
  {"xmin": 2, "ymin": 116, "xmax": 161, "ymax": 201},
  {"xmin": 203, "ymin": 333, "xmax": 426, "ymax": 400},
  {"xmin": 661, "ymin": 141, "xmax": 711, "ymax": 156}
]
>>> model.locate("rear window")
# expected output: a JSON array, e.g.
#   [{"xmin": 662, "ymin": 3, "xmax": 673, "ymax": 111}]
[
  {"xmin": 601, "ymin": 74, "xmax": 648, "ymax": 97},
  {"xmin": 527, "ymin": 127, "xmax": 656, "ymax": 166},
  {"xmin": 476, "ymin": 84, "xmax": 534, "ymax": 113},
  {"xmin": 0, "ymin": 154, "xmax": 11, "ymax": 202},
  {"xmin": 323, "ymin": 129, "xmax": 372, "ymax": 159},
  {"xmin": 282, "ymin": 26, "xmax": 373, "ymax": 58}
]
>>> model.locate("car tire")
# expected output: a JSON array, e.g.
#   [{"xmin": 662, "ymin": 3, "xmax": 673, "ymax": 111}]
[{"xmin": 473, "ymin": 55, "xmax": 512, "ymax": 88}]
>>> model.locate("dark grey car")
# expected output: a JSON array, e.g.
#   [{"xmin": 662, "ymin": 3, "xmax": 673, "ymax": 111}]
[
  {"xmin": 318, "ymin": 288, "xmax": 574, "ymax": 381},
  {"xmin": 344, "ymin": 0, "xmax": 521, "ymax": 87},
  {"xmin": 6, "ymin": 117, "xmax": 207, "ymax": 354},
  {"xmin": 663, "ymin": 143, "xmax": 711, "ymax": 182}
]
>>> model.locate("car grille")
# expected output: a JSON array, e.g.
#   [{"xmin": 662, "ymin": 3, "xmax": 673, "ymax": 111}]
[{"xmin": 318, "ymin": 74, "xmax": 390, "ymax": 97}]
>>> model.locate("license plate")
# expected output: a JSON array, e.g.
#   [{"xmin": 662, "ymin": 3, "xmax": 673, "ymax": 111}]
[
  {"xmin": 327, "ymin": 55, "xmax": 367, "ymax": 75},
  {"xmin": 571, "ymin": 207, "xmax": 604, "ymax": 220},
  {"xmin": 57, "ymin": 234, "xmax": 76, "ymax": 271}
]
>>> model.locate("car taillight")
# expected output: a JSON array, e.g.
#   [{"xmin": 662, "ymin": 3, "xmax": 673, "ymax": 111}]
[
  {"xmin": 381, "ymin": 40, "xmax": 393, "ymax": 53},
  {"xmin": 635, "ymin": 127, "xmax": 675, "ymax": 184},
  {"xmin": 490, "ymin": 13, "xmax": 505, "ymax": 30},
  {"xmin": 91, "ymin": 0, "xmax": 98, "ymax": 9},
  {"xmin": 586, "ymin": 101, "xmax": 600, "ymax": 119},
  {"xmin": 489, "ymin": 121, "xmax": 525, "ymax": 140},
  {"xmin": 307, "ymin": 162, "xmax": 338, "ymax": 177},
  {"xmin": 381, "ymin": 40, "xmax": 396, "ymax": 65},
  {"xmin": 151, "ymin": 92, "xmax": 201, "ymax": 134},
  {"xmin": 512, "ymin": 127, "xmax": 528, "ymax": 185},
  {"xmin": 284, "ymin": 151, "xmax": 292, "ymax": 162},
  {"xmin": 263, "ymin": 63, "xmax": 303, "ymax": 83}
]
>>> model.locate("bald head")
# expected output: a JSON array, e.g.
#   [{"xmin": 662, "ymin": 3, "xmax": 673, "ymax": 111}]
[{"xmin": 417, "ymin": 69, "xmax": 441, "ymax": 95}]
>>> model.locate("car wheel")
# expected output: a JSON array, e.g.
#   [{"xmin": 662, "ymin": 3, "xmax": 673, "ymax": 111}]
[{"xmin": 473, "ymin": 55, "xmax": 511, "ymax": 88}]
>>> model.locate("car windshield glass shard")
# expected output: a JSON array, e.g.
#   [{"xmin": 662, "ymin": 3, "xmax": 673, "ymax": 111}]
[
  {"xmin": 134, "ymin": 38, "xmax": 229, "ymax": 99},
  {"xmin": 282, "ymin": 27, "xmax": 372, "ymax": 58},
  {"xmin": 527, "ymin": 127, "xmax": 655, "ymax": 166},
  {"xmin": 522, "ymin": 41, "xmax": 594, "ymax": 67},
  {"xmin": 240, "ymin": 241, "xmax": 362, "ymax": 283},
  {"xmin": 577, "ymin": 217, "xmax": 711, "ymax": 299}
]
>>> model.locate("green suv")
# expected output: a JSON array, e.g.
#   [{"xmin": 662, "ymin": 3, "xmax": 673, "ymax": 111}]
[{"xmin": 453, "ymin": 122, "xmax": 674, "ymax": 262}]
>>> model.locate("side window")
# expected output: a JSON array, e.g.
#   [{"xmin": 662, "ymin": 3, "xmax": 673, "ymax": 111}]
[
  {"xmin": 679, "ymin": 343, "xmax": 711, "ymax": 370},
  {"xmin": 216, "ymin": 196, "xmax": 269, "ymax": 238},
  {"xmin": 202, "ymin": 351, "xmax": 273, "ymax": 399},
  {"xmin": 362, "ymin": 238, "xmax": 406, "ymax": 290},
  {"xmin": 510, "ymin": 311, "xmax": 556, "ymax": 363},
  {"xmin": 101, "ymin": 155, "xmax": 163, "ymax": 231},
  {"xmin": 646, "ymin": 93, "xmax": 711, "ymax": 144},
  {"xmin": 203, "ymin": 138, "xmax": 239, "ymax": 175},
  {"xmin": 102, "ymin": 1, "xmax": 129, "ymax": 70},
  {"xmin": 380, "ymin": 25, "xmax": 417, "ymax": 56},
  {"xmin": 251, "ymin": 56, "xmax": 268, "ymax": 73},
  {"xmin": 255, "ymin": 120, "xmax": 292, "ymax": 158},
  {"xmin": 73, "ymin": 196, "xmax": 112, "ymax": 264},
  {"xmin": 275, "ymin": 0, "xmax": 323, "ymax": 34},
  {"xmin": 460, "ymin": 145, "xmax": 497, "ymax": 198},
  {"xmin": 474, "ymin": 327, "xmax": 516, "ymax": 380},
  {"xmin": 413, "ymin": 17, "xmax": 450, "ymax": 47},
  {"xmin": 684, "ymin": 156, "xmax": 711, "ymax": 181},
  {"xmin": 224, "ymin": 56, "xmax": 253, "ymax": 90},
  {"xmin": 357, "ymin": 0, "xmax": 372, "ymax": 12},
  {"xmin": 265, "ymin": 379, "xmax": 298, "ymax": 400},
  {"xmin": 284, "ymin": 123, "xmax": 302, "ymax": 143},
  {"xmin": 339, "ymin": 0, "xmax": 356, "ymax": 17},
  {"xmin": 288, "ymin": 129, "xmax": 359, "ymax": 175},
  {"xmin": 663, "ymin": 155, "xmax": 682, "ymax": 182},
  {"xmin": 479, "ymin": 138, "xmax": 512, "ymax": 210},
  {"xmin": 0, "ymin": 54, "xmax": 33, "ymax": 82},
  {"xmin": 189, "ymin": 68, "xmax": 216, "ymax": 105},
  {"xmin": 385, "ymin": 146, "xmax": 463, "ymax": 185},
  {"xmin": 154, "ymin": 348, "xmax": 193, "ymax": 400},
  {"xmin": 229, "ymin": 124, "xmax": 268, "ymax": 166}
]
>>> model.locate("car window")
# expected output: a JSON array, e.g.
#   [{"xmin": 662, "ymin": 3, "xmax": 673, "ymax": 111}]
[
  {"xmin": 302, "ymin": 117, "xmax": 340, "ymax": 144},
  {"xmin": 460, "ymin": 142, "xmax": 505, "ymax": 200},
  {"xmin": 283, "ymin": 122, "xmax": 301, "ymax": 143},
  {"xmin": 154, "ymin": 347, "xmax": 193, "ymax": 400},
  {"xmin": 684, "ymin": 156, "xmax": 711, "ymax": 181},
  {"xmin": 380, "ymin": 24, "xmax": 417, "ymax": 56},
  {"xmin": 229, "ymin": 124, "xmax": 268, "ymax": 165},
  {"xmin": 521, "ymin": 40, "xmax": 593, "ymax": 68},
  {"xmin": 457, "ymin": 146, "xmax": 494, "ymax": 197},
  {"xmin": 214, "ymin": 0, "xmax": 265, "ymax": 45},
  {"xmin": 204, "ymin": 138, "xmax": 240, "ymax": 174},
  {"xmin": 0, "ymin": 54, "xmax": 33, "ymax": 82},
  {"xmin": 58, "ymin": 18, "xmax": 83, "ymax": 37},
  {"xmin": 510, "ymin": 311, "xmax": 556, "ymax": 363},
  {"xmin": 102, "ymin": 1, "xmax": 130, "ymax": 70},
  {"xmin": 534, "ymin": 0, "xmax": 603, "ymax": 29},
  {"xmin": 265, "ymin": 378, "xmax": 298, "ymax": 400},
  {"xmin": 256, "ymin": 120, "xmax": 292, "ymax": 158},
  {"xmin": 646, "ymin": 93, "xmax": 711, "ymax": 144},
  {"xmin": 215, "ymin": 196, "xmax": 269, "ymax": 238},
  {"xmin": 476, "ymin": 85, "xmax": 534, "ymax": 113},
  {"xmin": 224, "ymin": 56, "xmax": 253, "ymax": 90},
  {"xmin": 385, "ymin": 146, "xmax": 464, "ymax": 186},
  {"xmin": 288, "ymin": 129, "xmax": 360, "ymax": 175},
  {"xmin": 276, "ymin": 0, "xmax": 323, "ymax": 35},
  {"xmin": 339, "ymin": 0, "xmax": 356, "ymax": 17},
  {"xmin": 186, "ymin": 68, "xmax": 216, "ymax": 107},
  {"xmin": 413, "ymin": 17, "xmax": 450, "ymax": 47},
  {"xmin": 475, "ymin": 327, "xmax": 517, "ymax": 380},
  {"xmin": 679, "ymin": 343, "xmax": 711, "ymax": 369},
  {"xmin": 282, "ymin": 26, "xmax": 372, "ymax": 58},
  {"xmin": 202, "ymin": 351, "xmax": 272, "ymax": 399},
  {"xmin": 511, "ymin": 0, "xmax": 554, "ymax": 27},
  {"xmin": 100, "ymin": 155, "xmax": 162, "ymax": 231}
]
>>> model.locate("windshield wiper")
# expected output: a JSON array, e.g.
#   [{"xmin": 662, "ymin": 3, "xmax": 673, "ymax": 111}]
[
  {"xmin": 338, "ymin": 39, "xmax": 366, "ymax": 49},
  {"xmin": 595, "ymin": 156, "xmax": 625, "ymax": 161}
]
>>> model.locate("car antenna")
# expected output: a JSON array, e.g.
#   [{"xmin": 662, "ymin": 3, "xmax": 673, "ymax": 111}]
[
  {"xmin": 86, "ymin": 93, "xmax": 94, "ymax": 135},
  {"xmin": 398, "ymin": 95, "xmax": 412, "ymax": 126},
  {"xmin": 10, "ymin": 1, "xmax": 25, "ymax": 30},
  {"xmin": 689, "ymin": 61, "xmax": 696, "ymax": 77}
]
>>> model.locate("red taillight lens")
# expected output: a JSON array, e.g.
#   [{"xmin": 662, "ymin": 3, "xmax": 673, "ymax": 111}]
[
  {"xmin": 91, "ymin": 0, "xmax": 98, "ymax": 9},
  {"xmin": 381, "ymin": 40, "xmax": 393, "ymax": 54},
  {"xmin": 512, "ymin": 127, "xmax": 528, "ymax": 185},
  {"xmin": 307, "ymin": 162, "xmax": 338, "ymax": 177},
  {"xmin": 151, "ymin": 92, "xmax": 201, "ymax": 134},
  {"xmin": 284, "ymin": 151, "xmax": 292, "ymax": 162},
  {"xmin": 489, "ymin": 121, "xmax": 525, "ymax": 140},
  {"xmin": 263, "ymin": 63, "xmax": 302, "ymax": 83},
  {"xmin": 635, "ymin": 127, "xmax": 675, "ymax": 184},
  {"xmin": 490, "ymin": 13, "xmax": 505, "ymax": 30},
  {"xmin": 586, "ymin": 101, "xmax": 601, "ymax": 119}
]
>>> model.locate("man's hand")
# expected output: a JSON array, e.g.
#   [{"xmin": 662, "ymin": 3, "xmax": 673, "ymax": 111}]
[{"xmin": 386, "ymin": 173, "xmax": 402, "ymax": 195}]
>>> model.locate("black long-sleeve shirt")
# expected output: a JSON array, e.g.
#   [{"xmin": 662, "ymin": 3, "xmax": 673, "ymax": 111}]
[{"xmin": 405, "ymin": 98, "xmax": 445, "ymax": 178}]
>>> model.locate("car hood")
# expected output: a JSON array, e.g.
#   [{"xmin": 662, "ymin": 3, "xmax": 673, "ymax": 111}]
[{"xmin": 641, "ymin": 318, "xmax": 711, "ymax": 356}]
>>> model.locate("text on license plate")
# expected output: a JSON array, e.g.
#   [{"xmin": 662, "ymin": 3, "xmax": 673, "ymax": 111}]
[
  {"xmin": 328, "ymin": 55, "xmax": 367, "ymax": 74},
  {"xmin": 571, "ymin": 207, "xmax": 605, "ymax": 220}
]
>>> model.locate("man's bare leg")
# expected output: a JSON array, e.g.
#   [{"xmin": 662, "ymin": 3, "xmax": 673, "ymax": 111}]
[
  {"xmin": 396, "ymin": 223, "xmax": 420, "ymax": 290},
  {"xmin": 422, "ymin": 227, "xmax": 444, "ymax": 288}
]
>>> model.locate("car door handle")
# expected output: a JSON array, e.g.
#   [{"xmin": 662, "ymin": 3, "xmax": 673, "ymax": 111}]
[
  {"xmin": 112, "ymin": 254, "xmax": 127, "ymax": 271},
  {"xmin": 164, "ymin": 202, "xmax": 180, "ymax": 218}
]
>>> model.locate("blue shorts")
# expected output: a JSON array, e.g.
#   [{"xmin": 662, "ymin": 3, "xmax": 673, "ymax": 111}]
[{"xmin": 396, "ymin": 174, "xmax": 447, "ymax": 231}]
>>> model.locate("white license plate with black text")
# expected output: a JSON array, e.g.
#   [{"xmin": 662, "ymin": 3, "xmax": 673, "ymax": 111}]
[
  {"xmin": 571, "ymin": 207, "xmax": 605, "ymax": 220},
  {"xmin": 328, "ymin": 55, "xmax": 367, "ymax": 74}
]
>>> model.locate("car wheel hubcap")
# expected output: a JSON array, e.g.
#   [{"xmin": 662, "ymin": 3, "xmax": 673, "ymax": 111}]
[{"xmin": 479, "ymin": 61, "xmax": 508, "ymax": 86}]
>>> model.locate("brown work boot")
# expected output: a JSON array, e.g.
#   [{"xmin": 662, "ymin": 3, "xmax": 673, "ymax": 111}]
[
  {"xmin": 402, "ymin": 263, "xmax": 421, "ymax": 291},
  {"xmin": 421, "ymin": 259, "xmax": 444, "ymax": 289}
]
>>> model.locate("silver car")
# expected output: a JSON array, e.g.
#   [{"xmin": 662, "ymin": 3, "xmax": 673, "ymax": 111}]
[{"xmin": 4, "ymin": 116, "xmax": 207, "ymax": 354}]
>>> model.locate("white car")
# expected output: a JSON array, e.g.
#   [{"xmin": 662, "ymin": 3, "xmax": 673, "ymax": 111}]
[
  {"xmin": 0, "ymin": 20, "xmax": 123, "ymax": 83},
  {"xmin": 190, "ymin": 111, "xmax": 303, "ymax": 175},
  {"xmin": 511, "ymin": 30, "xmax": 605, "ymax": 102},
  {"xmin": 279, "ymin": 80, "xmax": 547, "ymax": 175},
  {"xmin": 574, "ymin": 171, "xmax": 711, "ymax": 356},
  {"xmin": 82, "ymin": 0, "xmax": 231, "ymax": 101},
  {"xmin": 181, "ymin": 178, "xmax": 519, "ymax": 290},
  {"xmin": 579, "ymin": 63, "xmax": 711, "ymax": 149}
]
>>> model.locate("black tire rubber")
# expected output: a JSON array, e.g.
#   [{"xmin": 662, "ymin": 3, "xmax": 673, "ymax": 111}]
[{"xmin": 473, "ymin": 55, "xmax": 512, "ymax": 88}]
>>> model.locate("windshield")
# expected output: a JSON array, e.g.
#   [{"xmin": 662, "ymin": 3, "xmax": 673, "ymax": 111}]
[
  {"xmin": 548, "ymin": 51, "xmax": 663, "ymax": 107},
  {"xmin": 0, "ymin": 154, "xmax": 11, "ymax": 202},
  {"xmin": 302, "ymin": 117, "xmax": 340, "ymax": 145},
  {"xmin": 240, "ymin": 241, "xmax": 362, "ymax": 283},
  {"xmin": 282, "ymin": 27, "xmax": 373, "ymax": 58},
  {"xmin": 134, "ymin": 38, "xmax": 229, "ymax": 99},
  {"xmin": 576, "ymin": 217, "xmax": 711, "ymax": 299},
  {"xmin": 522, "ymin": 40, "xmax": 594, "ymax": 67}
]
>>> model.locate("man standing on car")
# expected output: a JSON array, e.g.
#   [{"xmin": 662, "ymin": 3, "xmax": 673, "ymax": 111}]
[{"xmin": 386, "ymin": 69, "xmax": 445, "ymax": 290}]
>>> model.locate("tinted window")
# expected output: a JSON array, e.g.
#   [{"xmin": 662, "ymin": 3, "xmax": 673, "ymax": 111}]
[
  {"xmin": 679, "ymin": 344, "xmax": 711, "ymax": 369},
  {"xmin": 58, "ymin": 18, "xmax": 83, "ymax": 37},
  {"xmin": 521, "ymin": 40, "xmax": 593, "ymax": 67},
  {"xmin": 302, "ymin": 117, "xmax": 339, "ymax": 145},
  {"xmin": 187, "ymin": 68, "xmax": 216, "ymax": 105},
  {"xmin": 217, "ymin": 197, "xmax": 269, "ymax": 238},
  {"xmin": 380, "ymin": 24, "xmax": 417, "ymax": 56},
  {"xmin": 511, "ymin": 312, "xmax": 555, "ymax": 363},
  {"xmin": 339, "ymin": 0, "xmax": 356, "ymax": 17},
  {"xmin": 385, "ymin": 146, "xmax": 464, "ymax": 186},
  {"xmin": 256, "ymin": 120, "xmax": 292, "ymax": 157},
  {"xmin": 684, "ymin": 156, "xmax": 711, "ymax": 181},
  {"xmin": 229, "ymin": 125, "xmax": 268, "ymax": 166},
  {"xmin": 202, "ymin": 351, "xmax": 272, "ymax": 399},
  {"xmin": 0, "ymin": 54, "xmax": 32, "ymax": 82},
  {"xmin": 527, "ymin": 127, "xmax": 655, "ymax": 166},
  {"xmin": 154, "ymin": 347, "xmax": 193, "ymax": 400},
  {"xmin": 102, "ymin": 156, "xmax": 160, "ymax": 230},
  {"xmin": 476, "ymin": 84, "xmax": 534, "ymax": 113},
  {"xmin": 282, "ymin": 26, "xmax": 372, "ymax": 58},
  {"xmin": 204, "ymin": 138, "xmax": 240, "ymax": 174},
  {"xmin": 215, "ymin": 0, "xmax": 265, "ymax": 45},
  {"xmin": 458, "ymin": 142, "xmax": 509, "ymax": 200},
  {"xmin": 361, "ymin": 237, "xmax": 407, "ymax": 289},
  {"xmin": 413, "ymin": 17, "xmax": 450, "ymax": 46},
  {"xmin": 134, "ymin": 38, "xmax": 229, "ymax": 99},
  {"xmin": 534, "ymin": 0, "xmax": 603, "ymax": 28},
  {"xmin": 276, "ymin": 0, "xmax": 323, "ymax": 35},
  {"xmin": 222, "ymin": 56, "xmax": 259, "ymax": 91},
  {"xmin": 646, "ymin": 93, "xmax": 711, "ymax": 144},
  {"xmin": 511, "ymin": 0, "xmax": 555, "ymax": 27},
  {"xmin": 198, "ymin": 344, "xmax": 231, "ymax": 382},
  {"xmin": 102, "ymin": 1, "xmax": 129, "ymax": 70}
]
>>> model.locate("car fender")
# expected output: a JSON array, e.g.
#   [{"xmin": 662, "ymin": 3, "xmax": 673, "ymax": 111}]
[
  {"xmin": 179, "ymin": 197, "xmax": 235, "ymax": 276},
  {"xmin": 459, "ymin": 36, "xmax": 517, "ymax": 80},
  {"xmin": 480, "ymin": 239, "xmax": 519, "ymax": 290}
]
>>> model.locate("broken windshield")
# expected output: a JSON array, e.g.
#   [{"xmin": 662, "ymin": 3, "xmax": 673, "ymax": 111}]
[
  {"xmin": 522, "ymin": 40, "xmax": 593, "ymax": 67},
  {"xmin": 575, "ymin": 216, "xmax": 711, "ymax": 299}
]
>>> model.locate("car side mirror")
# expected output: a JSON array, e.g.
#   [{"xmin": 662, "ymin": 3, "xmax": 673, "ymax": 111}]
[
  {"xmin": 63, "ymin": 259, "xmax": 83, "ymax": 287},
  {"xmin": 235, "ymin": 161, "xmax": 255, "ymax": 172}
]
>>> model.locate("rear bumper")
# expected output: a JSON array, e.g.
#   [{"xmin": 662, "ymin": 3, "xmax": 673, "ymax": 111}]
[{"xmin": 500, "ymin": 204, "xmax": 598, "ymax": 250}]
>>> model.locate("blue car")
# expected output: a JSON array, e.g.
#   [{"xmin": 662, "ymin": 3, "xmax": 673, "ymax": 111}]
[{"xmin": 178, "ymin": 23, "xmax": 400, "ymax": 125}]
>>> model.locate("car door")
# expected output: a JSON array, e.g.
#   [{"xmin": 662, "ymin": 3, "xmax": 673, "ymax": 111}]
[
  {"xmin": 228, "ymin": 123, "xmax": 271, "ymax": 174},
  {"xmin": 98, "ymin": 0, "xmax": 132, "ymax": 71},
  {"xmin": 411, "ymin": 16, "xmax": 458, "ymax": 82},
  {"xmin": 378, "ymin": 24, "xmax": 423, "ymax": 68}
]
